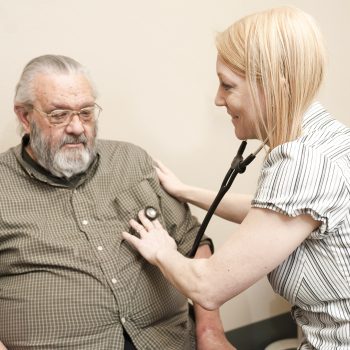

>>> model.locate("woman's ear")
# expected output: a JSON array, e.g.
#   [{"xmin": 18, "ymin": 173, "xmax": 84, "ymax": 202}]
[{"xmin": 14, "ymin": 105, "xmax": 31, "ymax": 134}]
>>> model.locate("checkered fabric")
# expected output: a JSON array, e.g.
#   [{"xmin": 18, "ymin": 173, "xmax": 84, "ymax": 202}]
[{"xmin": 0, "ymin": 139, "xmax": 210, "ymax": 350}]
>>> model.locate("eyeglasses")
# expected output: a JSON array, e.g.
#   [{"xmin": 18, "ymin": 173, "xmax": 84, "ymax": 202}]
[{"xmin": 31, "ymin": 103, "xmax": 102, "ymax": 126}]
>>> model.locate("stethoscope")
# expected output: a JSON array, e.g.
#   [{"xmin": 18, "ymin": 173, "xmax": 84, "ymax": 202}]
[{"xmin": 144, "ymin": 139, "xmax": 268, "ymax": 258}]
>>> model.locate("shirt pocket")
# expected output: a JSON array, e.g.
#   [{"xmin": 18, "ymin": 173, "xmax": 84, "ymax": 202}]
[{"xmin": 113, "ymin": 179, "xmax": 163, "ymax": 227}]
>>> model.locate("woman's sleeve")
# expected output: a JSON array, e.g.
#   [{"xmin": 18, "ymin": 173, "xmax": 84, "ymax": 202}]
[{"xmin": 252, "ymin": 142, "xmax": 349, "ymax": 238}]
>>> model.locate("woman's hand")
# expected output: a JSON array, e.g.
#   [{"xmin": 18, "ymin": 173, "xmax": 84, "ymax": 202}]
[
  {"xmin": 154, "ymin": 160, "xmax": 188, "ymax": 201},
  {"xmin": 122, "ymin": 210, "xmax": 177, "ymax": 265}
]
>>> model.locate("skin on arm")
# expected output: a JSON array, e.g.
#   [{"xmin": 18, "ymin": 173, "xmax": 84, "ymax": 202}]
[
  {"xmin": 122, "ymin": 208, "xmax": 320, "ymax": 310},
  {"xmin": 155, "ymin": 160, "xmax": 252, "ymax": 224},
  {"xmin": 193, "ymin": 244, "xmax": 236, "ymax": 350}
]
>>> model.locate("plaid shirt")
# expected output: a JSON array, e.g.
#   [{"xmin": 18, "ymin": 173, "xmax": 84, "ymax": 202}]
[{"xmin": 0, "ymin": 138, "xmax": 210, "ymax": 350}]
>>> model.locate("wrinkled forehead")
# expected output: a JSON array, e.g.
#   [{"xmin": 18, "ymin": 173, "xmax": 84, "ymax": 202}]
[{"xmin": 32, "ymin": 73, "xmax": 95, "ymax": 109}]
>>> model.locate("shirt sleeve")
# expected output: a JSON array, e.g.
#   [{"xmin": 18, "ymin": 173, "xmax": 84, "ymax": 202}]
[
  {"xmin": 138, "ymin": 148, "xmax": 213, "ymax": 255},
  {"xmin": 154, "ymin": 182, "xmax": 214, "ymax": 255},
  {"xmin": 252, "ymin": 142, "xmax": 349, "ymax": 239}
]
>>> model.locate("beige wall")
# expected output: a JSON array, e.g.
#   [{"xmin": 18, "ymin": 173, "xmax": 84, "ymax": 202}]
[{"xmin": 0, "ymin": 0, "xmax": 349, "ymax": 331}]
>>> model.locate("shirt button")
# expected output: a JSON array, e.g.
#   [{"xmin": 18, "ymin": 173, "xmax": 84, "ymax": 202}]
[
  {"xmin": 111, "ymin": 278, "xmax": 117, "ymax": 284},
  {"xmin": 73, "ymin": 189, "xmax": 77, "ymax": 194},
  {"xmin": 82, "ymin": 220, "xmax": 89, "ymax": 225},
  {"xmin": 97, "ymin": 246, "xmax": 103, "ymax": 251},
  {"xmin": 121, "ymin": 317, "xmax": 126, "ymax": 324}
]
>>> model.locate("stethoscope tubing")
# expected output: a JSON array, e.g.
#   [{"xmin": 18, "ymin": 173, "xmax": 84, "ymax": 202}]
[{"xmin": 187, "ymin": 139, "xmax": 266, "ymax": 258}]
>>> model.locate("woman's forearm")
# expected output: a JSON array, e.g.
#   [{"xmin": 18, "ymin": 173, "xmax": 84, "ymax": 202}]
[
  {"xmin": 155, "ymin": 247, "xmax": 219, "ymax": 309},
  {"xmin": 155, "ymin": 162, "xmax": 252, "ymax": 223},
  {"xmin": 179, "ymin": 185, "xmax": 253, "ymax": 224}
]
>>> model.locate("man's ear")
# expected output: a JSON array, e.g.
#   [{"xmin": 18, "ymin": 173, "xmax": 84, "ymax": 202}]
[{"xmin": 14, "ymin": 105, "xmax": 31, "ymax": 134}]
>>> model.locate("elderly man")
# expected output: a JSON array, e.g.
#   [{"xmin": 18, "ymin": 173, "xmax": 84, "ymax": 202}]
[{"xmin": 0, "ymin": 55, "xmax": 234, "ymax": 350}]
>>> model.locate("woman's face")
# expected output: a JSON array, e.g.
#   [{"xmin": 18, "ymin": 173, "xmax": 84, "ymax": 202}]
[{"xmin": 215, "ymin": 55, "xmax": 265, "ymax": 140}]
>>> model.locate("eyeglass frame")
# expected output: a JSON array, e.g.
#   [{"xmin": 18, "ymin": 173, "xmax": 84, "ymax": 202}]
[{"xmin": 28, "ymin": 103, "xmax": 102, "ymax": 126}]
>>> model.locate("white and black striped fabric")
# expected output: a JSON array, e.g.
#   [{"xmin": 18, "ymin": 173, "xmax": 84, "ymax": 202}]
[{"xmin": 252, "ymin": 102, "xmax": 350, "ymax": 349}]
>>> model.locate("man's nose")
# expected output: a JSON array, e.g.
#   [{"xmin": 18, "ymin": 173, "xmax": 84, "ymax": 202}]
[{"xmin": 65, "ymin": 114, "xmax": 85, "ymax": 135}]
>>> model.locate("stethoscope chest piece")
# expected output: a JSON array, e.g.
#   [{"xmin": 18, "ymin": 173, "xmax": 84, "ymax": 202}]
[{"xmin": 145, "ymin": 206, "xmax": 158, "ymax": 221}]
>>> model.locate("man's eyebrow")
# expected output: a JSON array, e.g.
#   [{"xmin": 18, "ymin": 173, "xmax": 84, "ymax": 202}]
[{"xmin": 49, "ymin": 102, "xmax": 95, "ymax": 110}]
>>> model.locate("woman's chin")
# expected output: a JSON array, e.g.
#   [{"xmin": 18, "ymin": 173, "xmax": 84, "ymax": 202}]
[
  {"xmin": 234, "ymin": 130, "xmax": 247, "ymax": 140},
  {"xmin": 234, "ymin": 129, "xmax": 257, "ymax": 141}
]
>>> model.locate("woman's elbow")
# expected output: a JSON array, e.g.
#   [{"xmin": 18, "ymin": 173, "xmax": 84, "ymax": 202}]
[
  {"xmin": 198, "ymin": 297, "xmax": 223, "ymax": 311},
  {"xmin": 189, "ymin": 261, "xmax": 241, "ymax": 310},
  {"xmin": 190, "ymin": 277, "xmax": 224, "ymax": 311}
]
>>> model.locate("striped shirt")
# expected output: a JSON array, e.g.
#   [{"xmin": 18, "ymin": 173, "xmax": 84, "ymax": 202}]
[
  {"xmin": 0, "ymin": 139, "xmax": 210, "ymax": 350},
  {"xmin": 252, "ymin": 102, "xmax": 350, "ymax": 349}
]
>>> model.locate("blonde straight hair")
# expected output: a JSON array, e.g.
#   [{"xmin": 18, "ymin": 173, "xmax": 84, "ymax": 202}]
[{"xmin": 216, "ymin": 7, "xmax": 326, "ymax": 149}]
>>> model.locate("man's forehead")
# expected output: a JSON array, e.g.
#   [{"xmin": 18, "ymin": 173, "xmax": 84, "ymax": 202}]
[
  {"xmin": 33, "ymin": 72, "xmax": 91, "ymax": 89},
  {"xmin": 33, "ymin": 73, "xmax": 94, "ymax": 106}
]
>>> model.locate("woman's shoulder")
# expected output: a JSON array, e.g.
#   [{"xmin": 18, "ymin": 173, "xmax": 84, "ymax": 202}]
[{"xmin": 266, "ymin": 103, "xmax": 350, "ymax": 171}]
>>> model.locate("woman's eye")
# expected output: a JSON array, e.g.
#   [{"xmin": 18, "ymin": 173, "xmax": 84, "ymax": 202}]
[{"xmin": 221, "ymin": 82, "xmax": 233, "ymax": 91}]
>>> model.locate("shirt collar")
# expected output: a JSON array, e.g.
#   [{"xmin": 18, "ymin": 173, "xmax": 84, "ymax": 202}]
[
  {"xmin": 301, "ymin": 101, "xmax": 329, "ymax": 134},
  {"xmin": 13, "ymin": 134, "xmax": 100, "ymax": 188}
]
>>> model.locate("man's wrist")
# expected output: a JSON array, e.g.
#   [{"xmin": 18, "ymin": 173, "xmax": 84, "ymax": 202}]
[
  {"xmin": 195, "ymin": 310, "xmax": 225, "ymax": 336},
  {"xmin": 196, "ymin": 325, "xmax": 225, "ymax": 339}
]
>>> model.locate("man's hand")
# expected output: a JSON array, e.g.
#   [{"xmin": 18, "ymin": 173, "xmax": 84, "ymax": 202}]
[
  {"xmin": 193, "ymin": 245, "xmax": 236, "ymax": 350},
  {"xmin": 0, "ymin": 341, "xmax": 7, "ymax": 350},
  {"xmin": 196, "ymin": 326, "xmax": 236, "ymax": 350}
]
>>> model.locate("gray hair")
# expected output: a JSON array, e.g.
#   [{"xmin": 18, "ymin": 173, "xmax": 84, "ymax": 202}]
[{"xmin": 14, "ymin": 54, "xmax": 98, "ymax": 105}]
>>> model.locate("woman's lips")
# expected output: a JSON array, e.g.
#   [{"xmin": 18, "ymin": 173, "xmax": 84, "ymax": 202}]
[{"xmin": 227, "ymin": 109, "xmax": 239, "ymax": 119}]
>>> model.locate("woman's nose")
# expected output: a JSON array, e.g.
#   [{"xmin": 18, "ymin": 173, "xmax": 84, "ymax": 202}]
[{"xmin": 215, "ymin": 88, "xmax": 226, "ymax": 107}]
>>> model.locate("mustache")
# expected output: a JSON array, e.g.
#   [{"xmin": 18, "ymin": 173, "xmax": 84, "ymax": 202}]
[{"xmin": 59, "ymin": 134, "xmax": 88, "ymax": 147}]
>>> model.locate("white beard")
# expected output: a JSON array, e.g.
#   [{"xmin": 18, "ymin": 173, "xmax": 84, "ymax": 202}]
[
  {"xmin": 52, "ymin": 146, "xmax": 93, "ymax": 178},
  {"xmin": 29, "ymin": 121, "xmax": 97, "ymax": 178}
]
